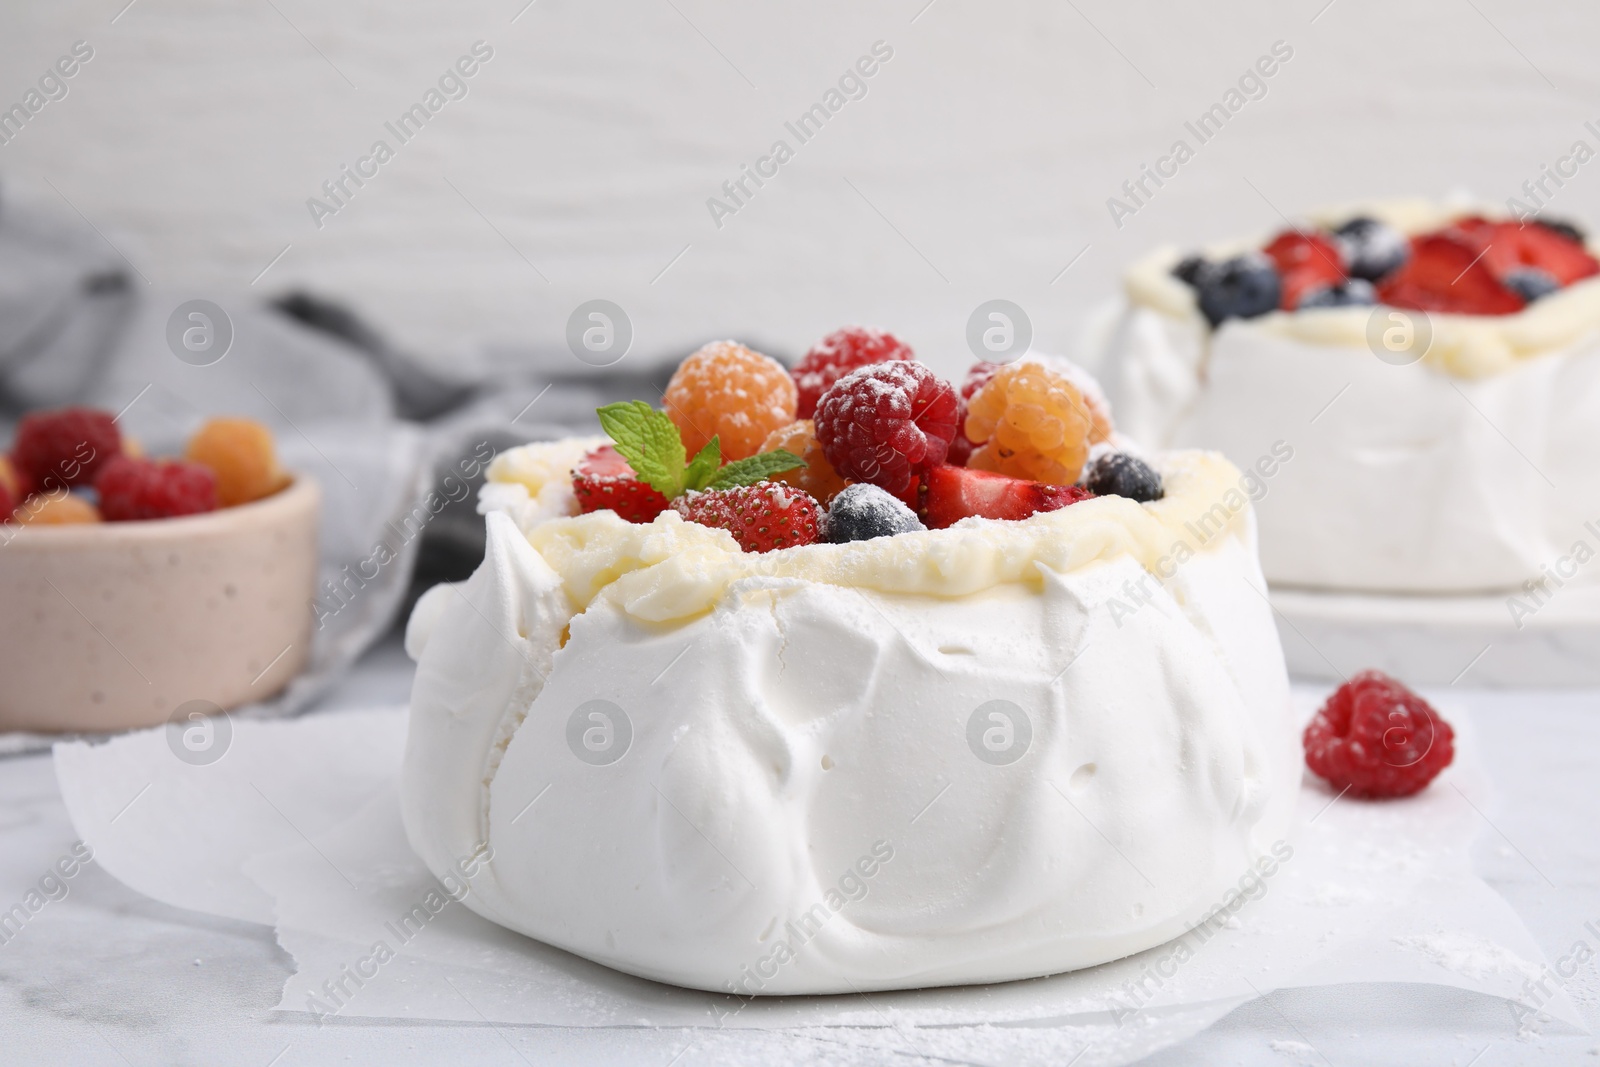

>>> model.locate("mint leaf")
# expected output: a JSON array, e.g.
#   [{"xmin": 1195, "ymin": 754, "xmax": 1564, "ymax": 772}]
[
  {"xmin": 705, "ymin": 449, "xmax": 806, "ymax": 491},
  {"xmin": 683, "ymin": 436, "xmax": 722, "ymax": 492},
  {"xmin": 596, "ymin": 401, "xmax": 687, "ymax": 498}
]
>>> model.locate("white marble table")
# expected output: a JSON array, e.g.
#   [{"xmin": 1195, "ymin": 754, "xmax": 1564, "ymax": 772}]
[{"xmin": 2, "ymin": 635, "xmax": 1597, "ymax": 1066}]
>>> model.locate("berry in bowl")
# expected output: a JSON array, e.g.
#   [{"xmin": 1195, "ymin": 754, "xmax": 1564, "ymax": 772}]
[{"xmin": 0, "ymin": 409, "xmax": 317, "ymax": 734}]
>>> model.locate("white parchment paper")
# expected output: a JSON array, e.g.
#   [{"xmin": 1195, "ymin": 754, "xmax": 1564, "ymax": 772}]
[{"xmin": 52, "ymin": 693, "xmax": 1582, "ymax": 1066}]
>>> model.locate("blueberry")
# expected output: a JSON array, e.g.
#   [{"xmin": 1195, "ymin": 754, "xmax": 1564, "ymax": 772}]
[
  {"xmin": 1083, "ymin": 452, "xmax": 1164, "ymax": 503},
  {"xmin": 1538, "ymin": 218, "xmax": 1586, "ymax": 244},
  {"xmin": 1171, "ymin": 255, "xmax": 1209, "ymax": 287},
  {"xmin": 1505, "ymin": 268, "xmax": 1560, "ymax": 302},
  {"xmin": 826, "ymin": 483, "xmax": 924, "ymax": 543},
  {"xmin": 1333, "ymin": 216, "xmax": 1409, "ymax": 282},
  {"xmin": 1297, "ymin": 278, "xmax": 1377, "ymax": 309},
  {"xmin": 1193, "ymin": 252, "xmax": 1281, "ymax": 327}
]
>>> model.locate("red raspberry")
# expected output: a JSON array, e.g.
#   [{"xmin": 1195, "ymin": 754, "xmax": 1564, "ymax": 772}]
[
  {"xmin": 96, "ymin": 456, "xmax": 219, "ymax": 522},
  {"xmin": 674, "ymin": 482, "xmax": 823, "ymax": 553},
  {"xmin": 792, "ymin": 327, "xmax": 915, "ymax": 419},
  {"xmin": 1303, "ymin": 671, "xmax": 1455, "ymax": 798},
  {"xmin": 961, "ymin": 361, "xmax": 1003, "ymax": 401},
  {"xmin": 12, "ymin": 407, "xmax": 121, "ymax": 490},
  {"xmin": 812, "ymin": 361, "xmax": 958, "ymax": 495},
  {"xmin": 571, "ymin": 444, "xmax": 671, "ymax": 523},
  {"xmin": 0, "ymin": 476, "xmax": 15, "ymax": 524}
]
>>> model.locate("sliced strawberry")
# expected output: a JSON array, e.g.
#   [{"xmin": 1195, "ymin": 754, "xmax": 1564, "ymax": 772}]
[
  {"xmin": 1446, "ymin": 217, "xmax": 1600, "ymax": 287},
  {"xmin": 572, "ymin": 444, "xmax": 671, "ymax": 523},
  {"xmin": 1263, "ymin": 231, "xmax": 1346, "ymax": 310},
  {"xmin": 1377, "ymin": 234, "xmax": 1526, "ymax": 315},
  {"xmin": 921, "ymin": 465, "xmax": 1093, "ymax": 529}
]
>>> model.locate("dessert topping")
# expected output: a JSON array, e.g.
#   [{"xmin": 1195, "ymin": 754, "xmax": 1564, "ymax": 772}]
[
  {"xmin": 673, "ymin": 482, "xmax": 823, "ymax": 553},
  {"xmin": 792, "ymin": 326, "xmax": 915, "ymax": 419},
  {"xmin": 1083, "ymin": 452, "xmax": 1165, "ymax": 503},
  {"xmin": 921, "ymin": 464, "xmax": 1093, "ymax": 529},
  {"xmin": 572, "ymin": 444, "xmax": 673, "ymax": 523},
  {"xmin": 812, "ymin": 360, "xmax": 958, "ymax": 496},
  {"xmin": 825, "ymin": 483, "xmax": 924, "ymax": 543},
  {"xmin": 963, "ymin": 361, "xmax": 1094, "ymax": 486},
  {"xmin": 663, "ymin": 341, "xmax": 797, "ymax": 461}
]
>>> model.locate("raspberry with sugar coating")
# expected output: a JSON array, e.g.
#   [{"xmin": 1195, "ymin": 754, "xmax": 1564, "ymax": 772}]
[
  {"xmin": 812, "ymin": 361, "xmax": 958, "ymax": 496},
  {"xmin": 663, "ymin": 341, "xmax": 796, "ymax": 462},
  {"xmin": 792, "ymin": 326, "xmax": 915, "ymax": 419}
]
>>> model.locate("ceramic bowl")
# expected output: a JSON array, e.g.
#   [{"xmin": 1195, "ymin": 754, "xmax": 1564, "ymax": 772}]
[{"xmin": 0, "ymin": 477, "xmax": 320, "ymax": 734}]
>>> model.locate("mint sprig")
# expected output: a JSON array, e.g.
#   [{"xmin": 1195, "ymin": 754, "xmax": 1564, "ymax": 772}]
[
  {"xmin": 595, "ymin": 401, "xmax": 805, "ymax": 498},
  {"xmin": 705, "ymin": 450, "xmax": 806, "ymax": 490}
]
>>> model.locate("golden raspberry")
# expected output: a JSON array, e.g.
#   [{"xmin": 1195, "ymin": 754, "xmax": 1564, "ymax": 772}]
[
  {"xmin": 185, "ymin": 417, "xmax": 290, "ymax": 507},
  {"xmin": 0, "ymin": 456, "xmax": 21, "ymax": 498},
  {"xmin": 760, "ymin": 419, "xmax": 849, "ymax": 505},
  {"xmin": 963, "ymin": 362, "xmax": 1093, "ymax": 485},
  {"xmin": 14, "ymin": 492, "xmax": 102, "ymax": 525},
  {"xmin": 664, "ymin": 341, "xmax": 797, "ymax": 462}
]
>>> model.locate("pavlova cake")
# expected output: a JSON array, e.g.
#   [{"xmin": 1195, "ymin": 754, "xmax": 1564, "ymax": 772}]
[
  {"xmin": 400, "ymin": 329, "xmax": 1298, "ymax": 994},
  {"xmin": 1096, "ymin": 199, "xmax": 1600, "ymax": 594}
]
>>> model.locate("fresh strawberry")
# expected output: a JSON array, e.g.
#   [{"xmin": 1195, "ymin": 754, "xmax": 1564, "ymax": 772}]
[
  {"xmin": 1263, "ymin": 231, "xmax": 1346, "ymax": 310},
  {"xmin": 674, "ymin": 482, "xmax": 823, "ymax": 552},
  {"xmin": 1378, "ymin": 234, "xmax": 1525, "ymax": 315},
  {"xmin": 1447, "ymin": 217, "xmax": 1599, "ymax": 287},
  {"xmin": 572, "ymin": 444, "xmax": 672, "ymax": 523},
  {"xmin": 921, "ymin": 465, "xmax": 1093, "ymax": 529}
]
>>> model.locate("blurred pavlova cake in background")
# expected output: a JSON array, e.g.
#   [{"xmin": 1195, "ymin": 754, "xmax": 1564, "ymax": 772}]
[
  {"xmin": 400, "ymin": 330, "xmax": 1297, "ymax": 994},
  {"xmin": 1095, "ymin": 199, "xmax": 1600, "ymax": 594}
]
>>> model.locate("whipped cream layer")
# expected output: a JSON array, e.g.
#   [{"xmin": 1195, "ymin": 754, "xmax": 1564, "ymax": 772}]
[
  {"xmin": 1099, "ymin": 199, "xmax": 1600, "ymax": 594},
  {"xmin": 400, "ymin": 442, "xmax": 1297, "ymax": 994}
]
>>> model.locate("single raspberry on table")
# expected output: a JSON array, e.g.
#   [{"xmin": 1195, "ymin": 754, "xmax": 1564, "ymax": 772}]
[
  {"xmin": 663, "ymin": 341, "xmax": 797, "ymax": 462},
  {"xmin": 96, "ymin": 456, "xmax": 219, "ymax": 521},
  {"xmin": 791, "ymin": 326, "xmax": 915, "ymax": 418},
  {"xmin": 0, "ymin": 477, "xmax": 15, "ymax": 524},
  {"xmin": 962, "ymin": 361, "xmax": 1094, "ymax": 485},
  {"xmin": 759, "ymin": 419, "xmax": 850, "ymax": 504},
  {"xmin": 812, "ymin": 361, "xmax": 958, "ymax": 496},
  {"xmin": 674, "ymin": 482, "xmax": 823, "ymax": 553},
  {"xmin": 571, "ymin": 444, "xmax": 671, "ymax": 523},
  {"xmin": 12, "ymin": 407, "xmax": 121, "ymax": 490},
  {"xmin": 185, "ymin": 417, "xmax": 290, "ymax": 507},
  {"xmin": 1303, "ymin": 670, "xmax": 1455, "ymax": 798}
]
